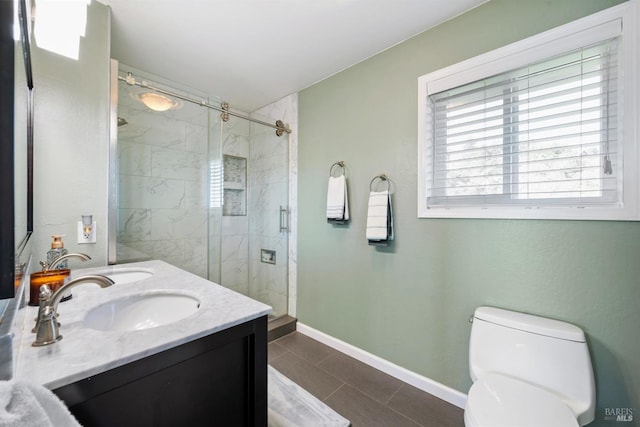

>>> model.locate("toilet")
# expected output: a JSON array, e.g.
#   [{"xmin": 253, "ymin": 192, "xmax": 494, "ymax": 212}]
[{"xmin": 464, "ymin": 306, "xmax": 596, "ymax": 427}]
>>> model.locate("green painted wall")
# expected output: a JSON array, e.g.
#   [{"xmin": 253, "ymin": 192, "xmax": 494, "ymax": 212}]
[{"xmin": 298, "ymin": 0, "xmax": 638, "ymax": 423}]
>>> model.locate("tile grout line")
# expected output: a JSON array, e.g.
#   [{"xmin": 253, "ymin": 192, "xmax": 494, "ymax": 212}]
[
  {"xmin": 330, "ymin": 383, "xmax": 426, "ymax": 427},
  {"xmin": 313, "ymin": 351, "xmax": 334, "ymax": 367},
  {"xmin": 383, "ymin": 400, "xmax": 426, "ymax": 427},
  {"xmin": 267, "ymin": 347, "xmax": 290, "ymax": 365},
  {"xmin": 270, "ymin": 344, "xmax": 347, "ymax": 399},
  {"xmin": 315, "ymin": 364, "xmax": 398, "ymax": 407},
  {"xmin": 384, "ymin": 384, "xmax": 402, "ymax": 405},
  {"xmin": 313, "ymin": 355, "xmax": 406, "ymax": 409},
  {"xmin": 273, "ymin": 335, "xmax": 333, "ymax": 367},
  {"xmin": 321, "ymin": 382, "xmax": 347, "ymax": 403},
  {"xmin": 390, "ymin": 391, "xmax": 434, "ymax": 427}
]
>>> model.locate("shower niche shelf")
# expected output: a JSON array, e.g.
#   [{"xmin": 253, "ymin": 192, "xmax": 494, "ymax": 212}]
[{"xmin": 223, "ymin": 155, "xmax": 246, "ymax": 216}]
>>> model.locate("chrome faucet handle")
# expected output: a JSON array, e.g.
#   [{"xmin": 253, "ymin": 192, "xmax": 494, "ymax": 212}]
[{"xmin": 32, "ymin": 306, "xmax": 62, "ymax": 347}]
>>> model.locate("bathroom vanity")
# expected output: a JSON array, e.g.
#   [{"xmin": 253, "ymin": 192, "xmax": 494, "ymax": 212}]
[{"xmin": 12, "ymin": 260, "xmax": 271, "ymax": 426}]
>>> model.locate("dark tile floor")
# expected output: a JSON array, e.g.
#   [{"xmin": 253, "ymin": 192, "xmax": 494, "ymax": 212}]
[{"xmin": 269, "ymin": 332, "xmax": 464, "ymax": 427}]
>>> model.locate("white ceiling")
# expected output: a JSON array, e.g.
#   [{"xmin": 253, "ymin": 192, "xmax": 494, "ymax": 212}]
[{"xmin": 100, "ymin": 0, "xmax": 487, "ymax": 112}]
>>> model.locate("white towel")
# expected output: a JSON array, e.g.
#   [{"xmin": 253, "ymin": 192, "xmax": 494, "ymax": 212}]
[
  {"xmin": 366, "ymin": 190, "xmax": 393, "ymax": 243},
  {"xmin": 326, "ymin": 175, "xmax": 349, "ymax": 221},
  {"xmin": 0, "ymin": 380, "xmax": 81, "ymax": 427}
]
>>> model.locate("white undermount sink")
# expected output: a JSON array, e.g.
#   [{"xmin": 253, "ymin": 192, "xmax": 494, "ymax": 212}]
[
  {"xmin": 84, "ymin": 292, "xmax": 200, "ymax": 332},
  {"xmin": 106, "ymin": 269, "xmax": 153, "ymax": 284}
]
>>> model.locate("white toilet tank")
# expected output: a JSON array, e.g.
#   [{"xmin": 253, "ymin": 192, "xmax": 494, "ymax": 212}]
[{"xmin": 469, "ymin": 307, "xmax": 595, "ymax": 426}]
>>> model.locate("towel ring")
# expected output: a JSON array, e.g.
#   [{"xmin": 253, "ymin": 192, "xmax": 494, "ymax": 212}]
[
  {"xmin": 369, "ymin": 174, "xmax": 390, "ymax": 192},
  {"xmin": 330, "ymin": 161, "xmax": 346, "ymax": 177}
]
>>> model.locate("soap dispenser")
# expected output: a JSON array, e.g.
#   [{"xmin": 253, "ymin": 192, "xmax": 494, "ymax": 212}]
[
  {"xmin": 47, "ymin": 235, "xmax": 69, "ymax": 269},
  {"xmin": 29, "ymin": 235, "xmax": 71, "ymax": 306}
]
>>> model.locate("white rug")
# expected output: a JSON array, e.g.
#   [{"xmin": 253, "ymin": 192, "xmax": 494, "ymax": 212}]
[{"xmin": 268, "ymin": 366, "xmax": 350, "ymax": 427}]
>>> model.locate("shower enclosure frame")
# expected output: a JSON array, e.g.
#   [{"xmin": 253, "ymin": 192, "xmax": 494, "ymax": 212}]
[{"xmin": 108, "ymin": 60, "xmax": 295, "ymax": 320}]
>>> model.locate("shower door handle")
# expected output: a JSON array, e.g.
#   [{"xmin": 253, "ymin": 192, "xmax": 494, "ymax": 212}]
[{"xmin": 279, "ymin": 206, "xmax": 289, "ymax": 233}]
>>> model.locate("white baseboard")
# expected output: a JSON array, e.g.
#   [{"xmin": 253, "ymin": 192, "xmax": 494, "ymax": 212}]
[{"xmin": 296, "ymin": 322, "xmax": 468, "ymax": 409}]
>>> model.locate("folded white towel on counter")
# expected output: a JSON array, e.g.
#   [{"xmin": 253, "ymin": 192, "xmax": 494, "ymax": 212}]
[
  {"xmin": 366, "ymin": 190, "xmax": 393, "ymax": 244},
  {"xmin": 326, "ymin": 175, "xmax": 349, "ymax": 222},
  {"xmin": 0, "ymin": 380, "xmax": 81, "ymax": 427}
]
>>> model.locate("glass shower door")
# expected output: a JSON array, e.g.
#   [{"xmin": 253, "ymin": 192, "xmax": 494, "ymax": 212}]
[
  {"xmin": 248, "ymin": 117, "xmax": 289, "ymax": 318},
  {"xmin": 215, "ymin": 113, "xmax": 289, "ymax": 318}
]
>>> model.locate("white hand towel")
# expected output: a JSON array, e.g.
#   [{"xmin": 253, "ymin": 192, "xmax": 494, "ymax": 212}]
[
  {"xmin": 0, "ymin": 380, "xmax": 81, "ymax": 427},
  {"xmin": 326, "ymin": 175, "xmax": 349, "ymax": 221},
  {"xmin": 366, "ymin": 190, "xmax": 391, "ymax": 241}
]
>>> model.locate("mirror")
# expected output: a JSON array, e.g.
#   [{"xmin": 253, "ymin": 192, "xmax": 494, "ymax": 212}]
[{"xmin": 0, "ymin": 0, "xmax": 34, "ymax": 299}]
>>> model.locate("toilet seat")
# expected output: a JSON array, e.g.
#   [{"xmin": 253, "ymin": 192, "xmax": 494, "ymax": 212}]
[{"xmin": 464, "ymin": 373, "xmax": 579, "ymax": 427}]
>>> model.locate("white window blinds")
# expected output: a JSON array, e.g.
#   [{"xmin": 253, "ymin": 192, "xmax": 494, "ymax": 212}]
[
  {"xmin": 209, "ymin": 159, "xmax": 223, "ymax": 208},
  {"xmin": 426, "ymin": 38, "xmax": 620, "ymax": 208}
]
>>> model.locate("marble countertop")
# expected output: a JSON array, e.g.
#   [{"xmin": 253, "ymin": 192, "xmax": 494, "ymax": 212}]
[{"xmin": 13, "ymin": 260, "xmax": 271, "ymax": 390}]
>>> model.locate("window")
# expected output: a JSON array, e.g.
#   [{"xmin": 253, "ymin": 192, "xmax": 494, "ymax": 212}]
[
  {"xmin": 34, "ymin": 0, "xmax": 90, "ymax": 60},
  {"xmin": 418, "ymin": 3, "xmax": 638, "ymax": 220},
  {"xmin": 209, "ymin": 159, "xmax": 223, "ymax": 209}
]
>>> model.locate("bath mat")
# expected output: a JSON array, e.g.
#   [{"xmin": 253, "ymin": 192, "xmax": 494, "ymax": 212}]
[{"xmin": 268, "ymin": 365, "xmax": 350, "ymax": 427}]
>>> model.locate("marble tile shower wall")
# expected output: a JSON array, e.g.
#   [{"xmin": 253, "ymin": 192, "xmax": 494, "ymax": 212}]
[
  {"xmin": 116, "ymin": 79, "xmax": 209, "ymax": 278},
  {"xmin": 252, "ymin": 95, "xmax": 298, "ymax": 317}
]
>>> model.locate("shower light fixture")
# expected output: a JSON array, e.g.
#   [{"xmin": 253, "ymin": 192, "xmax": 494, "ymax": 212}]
[{"xmin": 138, "ymin": 92, "xmax": 181, "ymax": 112}]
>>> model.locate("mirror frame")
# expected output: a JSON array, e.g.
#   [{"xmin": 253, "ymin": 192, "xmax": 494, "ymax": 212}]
[
  {"xmin": 0, "ymin": 0, "xmax": 34, "ymax": 299},
  {"xmin": 0, "ymin": 0, "xmax": 16, "ymax": 299}
]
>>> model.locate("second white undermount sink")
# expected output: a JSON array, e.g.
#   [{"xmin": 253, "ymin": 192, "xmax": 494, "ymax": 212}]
[
  {"xmin": 84, "ymin": 292, "xmax": 200, "ymax": 332},
  {"xmin": 76, "ymin": 269, "xmax": 153, "ymax": 288},
  {"xmin": 106, "ymin": 270, "xmax": 153, "ymax": 284}
]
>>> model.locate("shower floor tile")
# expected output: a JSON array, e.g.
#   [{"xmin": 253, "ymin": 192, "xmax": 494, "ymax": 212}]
[{"xmin": 269, "ymin": 331, "xmax": 464, "ymax": 427}]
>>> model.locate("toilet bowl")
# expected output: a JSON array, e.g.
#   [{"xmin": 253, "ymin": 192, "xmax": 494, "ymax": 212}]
[
  {"xmin": 465, "ymin": 374, "xmax": 579, "ymax": 427},
  {"xmin": 464, "ymin": 307, "xmax": 595, "ymax": 427}
]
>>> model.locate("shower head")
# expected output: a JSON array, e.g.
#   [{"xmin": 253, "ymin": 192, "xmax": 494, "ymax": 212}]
[{"xmin": 117, "ymin": 117, "xmax": 128, "ymax": 127}]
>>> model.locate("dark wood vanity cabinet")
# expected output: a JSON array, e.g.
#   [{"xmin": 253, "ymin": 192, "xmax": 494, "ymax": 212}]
[{"xmin": 53, "ymin": 315, "xmax": 267, "ymax": 427}]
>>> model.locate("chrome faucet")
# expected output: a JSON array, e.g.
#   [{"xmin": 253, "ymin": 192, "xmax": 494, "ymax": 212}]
[
  {"xmin": 40, "ymin": 253, "xmax": 91, "ymax": 272},
  {"xmin": 32, "ymin": 274, "xmax": 115, "ymax": 347}
]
